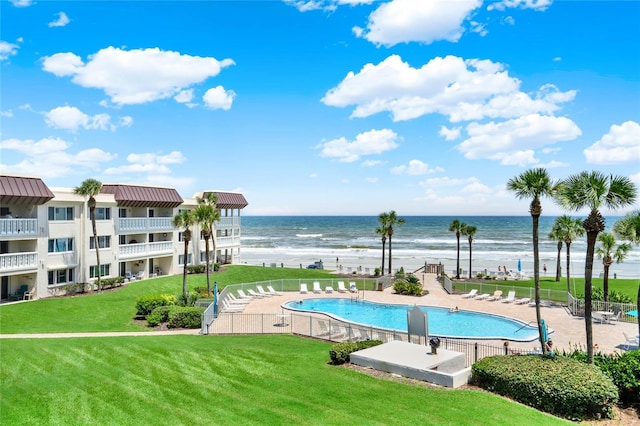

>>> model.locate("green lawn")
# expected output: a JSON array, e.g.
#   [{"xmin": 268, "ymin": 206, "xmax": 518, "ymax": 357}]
[{"xmin": 1, "ymin": 335, "xmax": 569, "ymax": 425}]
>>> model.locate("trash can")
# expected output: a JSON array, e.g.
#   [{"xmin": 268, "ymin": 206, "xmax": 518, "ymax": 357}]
[{"xmin": 377, "ymin": 282, "xmax": 384, "ymax": 291}]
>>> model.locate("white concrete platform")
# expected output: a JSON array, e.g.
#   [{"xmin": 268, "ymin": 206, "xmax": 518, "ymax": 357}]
[{"xmin": 350, "ymin": 340, "xmax": 472, "ymax": 388}]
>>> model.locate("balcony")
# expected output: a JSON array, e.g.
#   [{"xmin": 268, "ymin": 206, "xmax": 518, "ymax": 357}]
[
  {"xmin": 0, "ymin": 218, "xmax": 39, "ymax": 237},
  {"xmin": 117, "ymin": 217, "xmax": 174, "ymax": 233},
  {"xmin": 119, "ymin": 241, "xmax": 174, "ymax": 259},
  {"xmin": 216, "ymin": 217, "xmax": 241, "ymax": 228},
  {"xmin": 215, "ymin": 236, "xmax": 240, "ymax": 248},
  {"xmin": 0, "ymin": 252, "xmax": 38, "ymax": 273}
]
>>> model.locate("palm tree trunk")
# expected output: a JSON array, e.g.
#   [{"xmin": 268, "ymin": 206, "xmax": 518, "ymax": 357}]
[
  {"xmin": 468, "ymin": 241, "xmax": 472, "ymax": 279},
  {"xmin": 455, "ymin": 234, "xmax": 460, "ymax": 279},
  {"xmin": 584, "ymin": 230, "xmax": 597, "ymax": 364},
  {"xmin": 388, "ymin": 235, "xmax": 392, "ymax": 275},
  {"xmin": 90, "ymin": 205, "xmax": 101, "ymax": 292},
  {"xmin": 182, "ymin": 235, "xmax": 190, "ymax": 298},
  {"xmin": 555, "ymin": 241, "xmax": 562, "ymax": 282},
  {"xmin": 532, "ymin": 214, "xmax": 545, "ymax": 355},
  {"xmin": 565, "ymin": 243, "xmax": 572, "ymax": 294},
  {"xmin": 381, "ymin": 239, "xmax": 386, "ymax": 276},
  {"xmin": 602, "ymin": 258, "xmax": 611, "ymax": 305},
  {"xmin": 205, "ymin": 236, "xmax": 211, "ymax": 297}
]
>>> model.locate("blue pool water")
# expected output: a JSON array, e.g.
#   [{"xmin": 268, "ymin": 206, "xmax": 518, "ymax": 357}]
[{"xmin": 285, "ymin": 298, "xmax": 541, "ymax": 342}]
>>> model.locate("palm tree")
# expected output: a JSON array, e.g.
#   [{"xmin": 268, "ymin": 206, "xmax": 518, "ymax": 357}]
[
  {"xmin": 554, "ymin": 215, "xmax": 585, "ymax": 293},
  {"xmin": 172, "ymin": 209, "xmax": 196, "ymax": 298},
  {"xmin": 74, "ymin": 178, "xmax": 103, "ymax": 292},
  {"xmin": 385, "ymin": 211, "xmax": 405, "ymax": 275},
  {"xmin": 613, "ymin": 211, "xmax": 640, "ymax": 338},
  {"xmin": 448, "ymin": 219, "xmax": 466, "ymax": 279},
  {"xmin": 557, "ymin": 171, "xmax": 637, "ymax": 363},
  {"xmin": 194, "ymin": 193, "xmax": 219, "ymax": 297},
  {"xmin": 547, "ymin": 223, "xmax": 563, "ymax": 282},
  {"xmin": 507, "ymin": 168, "xmax": 555, "ymax": 355},
  {"xmin": 461, "ymin": 225, "xmax": 477, "ymax": 279},
  {"xmin": 375, "ymin": 219, "xmax": 388, "ymax": 276},
  {"xmin": 596, "ymin": 232, "xmax": 632, "ymax": 305}
]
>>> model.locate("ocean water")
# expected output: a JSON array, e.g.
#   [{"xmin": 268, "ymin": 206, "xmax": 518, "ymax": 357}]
[{"xmin": 239, "ymin": 216, "xmax": 640, "ymax": 279}]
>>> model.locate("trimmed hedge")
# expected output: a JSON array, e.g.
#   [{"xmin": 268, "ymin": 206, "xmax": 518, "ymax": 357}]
[
  {"xmin": 329, "ymin": 340, "xmax": 383, "ymax": 365},
  {"xmin": 472, "ymin": 355, "xmax": 618, "ymax": 421},
  {"xmin": 135, "ymin": 294, "xmax": 176, "ymax": 316},
  {"xmin": 146, "ymin": 306, "xmax": 173, "ymax": 327},
  {"xmin": 167, "ymin": 306, "xmax": 205, "ymax": 329}
]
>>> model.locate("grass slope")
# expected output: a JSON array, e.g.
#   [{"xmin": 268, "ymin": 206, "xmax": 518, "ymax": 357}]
[{"xmin": 1, "ymin": 335, "xmax": 569, "ymax": 425}]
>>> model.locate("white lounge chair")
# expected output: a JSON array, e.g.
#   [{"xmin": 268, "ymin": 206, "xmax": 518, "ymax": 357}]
[
  {"xmin": 237, "ymin": 289, "xmax": 253, "ymax": 300},
  {"xmin": 349, "ymin": 282, "xmax": 357, "ymax": 293},
  {"xmin": 247, "ymin": 289, "xmax": 266, "ymax": 298},
  {"xmin": 623, "ymin": 332, "xmax": 639, "ymax": 350},
  {"xmin": 312, "ymin": 281, "xmax": 322, "ymax": 294},
  {"xmin": 475, "ymin": 293, "xmax": 490, "ymax": 300},
  {"xmin": 325, "ymin": 285, "xmax": 334, "ymax": 293},
  {"xmin": 337, "ymin": 281, "xmax": 347, "ymax": 293},
  {"xmin": 228, "ymin": 294, "xmax": 250, "ymax": 305},
  {"xmin": 266, "ymin": 285, "xmax": 282, "ymax": 296},
  {"xmin": 256, "ymin": 286, "xmax": 272, "ymax": 297},
  {"xmin": 515, "ymin": 297, "xmax": 531, "ymax": 305},
  {"xmin": 221, "ymin": 300, "xmax": 244, "ymax": 313},
  {"xmin": 300, "ymin": 283, "xmax": 308, "ymax": 294},
  {"xmin": 501, "ymin": 291, "xmax": 516, "ymax": 303},
  {"xmin": 461, "ymin": 289, "xmax": 478, "ymax": 299},
  {"xmin": 486, "ymin": 290, "xmax": 503, "ymax": 301}
]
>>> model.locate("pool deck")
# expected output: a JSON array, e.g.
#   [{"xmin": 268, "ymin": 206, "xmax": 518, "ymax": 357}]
[{"xmin": 234, "ymin": 274, "xmax": 639, "ymax": 355}]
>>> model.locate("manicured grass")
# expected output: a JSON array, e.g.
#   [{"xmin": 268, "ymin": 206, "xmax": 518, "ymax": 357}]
[
  {"xmin": 0, "ymin": 266, "xmax": 348, "ymax": 334},
  {"xmin": 0, "ymin": 335, "xmax": 569, "ymax": 425}
]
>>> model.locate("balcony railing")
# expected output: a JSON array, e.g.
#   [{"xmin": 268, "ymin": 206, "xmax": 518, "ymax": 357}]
[
  {"xmin": 118, "ymin": 241, "xmax": 174, "ymax": 258},
  {"xmin": 216, "ymin": 217, "xmax": 241, "ymax": 228},
  {"xmin": 0, "ymin": 218, "xmax": 39, "ymax": 237},
  {"xmin": 214, "ymin": 236, "xmax": 240, "ymax": 248},
  {"xmin": 117, "ymin": 217, "xmax": 174, "ymax": 233},
  {"xmin": 0, "ymin": 252, "xmax": 38, "ymax": 272}
]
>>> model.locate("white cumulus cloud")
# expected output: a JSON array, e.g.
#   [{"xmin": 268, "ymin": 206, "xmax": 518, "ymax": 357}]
[
  {"xmin": 0, "ymin": 41, "xmax": 19, "ymax": 61},
  {"xmin": 203, "ymin": 86, "xmax": 236, "ymax": 110},
  {"xmin": 584, "ymin": 121, "xmax": 640, "ymax": 165},
  {"xmin": 488, "ymin": 0, "xmax": 552, "ymax": 11},
  {"xmin": 9, "ymin": 0, "xmax": 33, "ymax": 7},
  {"xmin": 318, "ymin": 128, "xmax": 400, "ymax": 162},
  {"xmin": 49, "ymin": 12, "xmax": 70, "ymax": 28},
  {"xmin": 439, "ymin": 125, "xmax": 461, "ymax": 141},
  {"xmin": 322, "ymin": 55, "xmax": 576, "ymax": 123},
  {"xmin": 354, "ymin": 0, "xmax": 481, "ymax": 46},
  {"xmin": 44, "ymin": 106, "xmax": 131, "ymax": 132},
  {"xmin": 391, "ymin": 159, "xmax": 443, "ymax": 175},
  {"xmin": 42, "ymin": 47, "xmax": 235, "ymax": 105},
  {"xmin": 457, "ymin": 114, "xmax": 581, "ymax": 164}
]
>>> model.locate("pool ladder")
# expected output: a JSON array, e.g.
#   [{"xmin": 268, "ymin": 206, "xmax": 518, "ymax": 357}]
[{"xmin": 351, "ymin": 289, "xmax": 364, "ymax": 303}]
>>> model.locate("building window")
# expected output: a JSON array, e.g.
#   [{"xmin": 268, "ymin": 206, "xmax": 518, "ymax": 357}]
[
  {"xmin": 90, "ymin": 235, "xmax": 111, "ymax": 249},
  {"xmin": 178, "ymin": 254, "xmax": 192, "ymax": 266},
  {"xmin": 48, "ymin": 238, "xmax": 74, "ymax": 253},
  {"xmin": 89, "ymin": 264, "xmax": 111, "ymax": 278},
  {"xmin": 48, "ymin": 269, "xmax": 74, "ymax": 285},
  {"xmin": 91, "ymin": 207, "xmax": 111, "ymax": 220},
  {"xmin": 178, "ymin": 232, "xmax": 184, "ymax": 242},
  {"xmin": 48, "ymin": 207, "xmax": 73, "ymax": 221}
]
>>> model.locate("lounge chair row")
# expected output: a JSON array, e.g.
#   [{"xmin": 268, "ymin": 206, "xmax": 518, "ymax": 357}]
[
  {"xmin": 220, "ymin": 285, "xmax": 283, "ymax": 314},
  {"xmin": 300, "ymin": 281, "xmax": 358, "ymax": 294},
  {"xmin": 460, "ymin": 289, "xmax": 531, "ymax": 304}
]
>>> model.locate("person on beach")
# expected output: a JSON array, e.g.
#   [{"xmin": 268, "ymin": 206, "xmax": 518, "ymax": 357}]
[{"xmin": 543, "ymin": 264, "xmax": 547, "ymax": 275}]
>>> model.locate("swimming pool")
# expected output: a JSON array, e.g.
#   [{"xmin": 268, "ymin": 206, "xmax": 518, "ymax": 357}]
[{"xmin": 284, "ymin": 298, "xmax": 542, "ymax": 342}]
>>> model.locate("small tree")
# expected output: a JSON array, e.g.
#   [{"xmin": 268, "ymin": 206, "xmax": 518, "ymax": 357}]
[
  {"xmin": 596, "ymin": 232, "xmax": 631, "ymax": 306},
  {"xmin": 448, "ymin": 219, "xmax": 466, "ymax": 279},
  {"xmin": 547, "ymin": 223, "xmax": 563, "ymax": 282},
  {"xmin": 172, "ymin": 209, "xmax": 196, "ymax": 298},
  {"xmin": 74, "ymin": 178, "xmax": 103, "ymax": 291}
]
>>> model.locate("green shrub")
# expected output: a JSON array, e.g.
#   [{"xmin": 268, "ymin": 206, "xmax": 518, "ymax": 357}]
[
  {"xmin": 186, "ymin": 265, "xmax": 206, "ymax": 274},
  {"xmin": 395, "ymin": 267, "xmax": 405, "ymax": 278},
  {"xmin": 135, "ymin": 294, "xmax": 176, "ymax": 316},
  {"xmin": 100, "ymin": 277, "xmax": 124, "ymax": 290},
  {"xmin": 563, "ymin": 347, "xmax": 640, "ymax": 404},
  {"xmin": 167, "ymin": 306, "xmax": 205, "ymax": 329},
  {"xmin": 175, "ymin": 291, "xmax": 200, "ymax": 307},
  {"xmin": 329, "ymin": 340, "xmax": 383, "ymax": 365},
  {"xmin": 374, "ymin": 268, "xmax": 380, "ymax": 277},
  {"xmin": 146, "ymin": 306, "xmax": 172, "ymax": 327},
  {"xmin": 472, "ymin": 355, "xmax": 618, "ymax": 421},
  {"xmin": 393, "ymin": 279, "xmax": 423, "ymax": 296}
]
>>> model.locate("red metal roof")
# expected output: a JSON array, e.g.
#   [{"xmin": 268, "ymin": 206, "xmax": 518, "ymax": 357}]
[
  {"xmin": 204, "ymin": 191, "xmax": 248, "ymax": 209},
  {"xmin": 0, "ymin": 175, "xmax": 55, "ymax": 205},
  {"xmin": 101, "ymin": 184, "xmax": 183, "ymax": 208}
]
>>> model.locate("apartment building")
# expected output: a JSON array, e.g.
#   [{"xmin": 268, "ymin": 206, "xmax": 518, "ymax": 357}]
[{"xmin": 0, "ymin": 174, "xmax": 247, "ymax": 301}]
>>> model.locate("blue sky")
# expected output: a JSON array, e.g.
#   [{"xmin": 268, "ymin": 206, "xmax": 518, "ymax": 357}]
[{"xmin": 1, "ymin": 0, "xmax": 639, "ymax": 216}]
